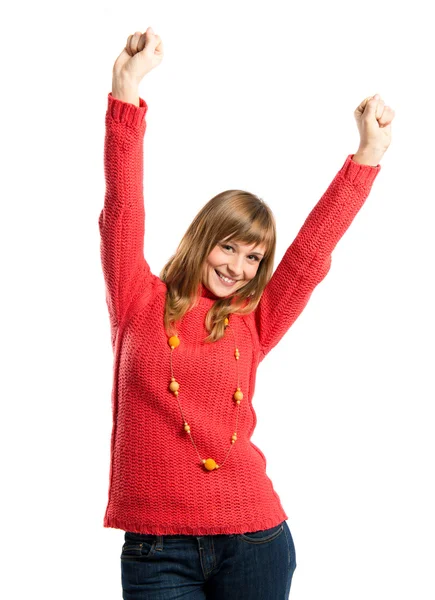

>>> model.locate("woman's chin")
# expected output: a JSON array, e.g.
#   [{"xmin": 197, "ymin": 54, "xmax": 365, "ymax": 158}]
[{"xmin": 211, "ymin": 285, "xmax": 228, "ymax": 297}]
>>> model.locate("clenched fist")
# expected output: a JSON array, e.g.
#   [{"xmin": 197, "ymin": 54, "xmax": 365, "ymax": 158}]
[
  {"xmin": 112, "ymin": 27, "xmax": 164, "ymax": 105},
  {"xmin": 354, "ymin": 94, "xmax": 395, "ymax": 160}
]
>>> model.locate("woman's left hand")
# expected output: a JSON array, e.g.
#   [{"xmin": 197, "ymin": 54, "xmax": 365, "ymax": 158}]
[{"xmin": 354, "ymin": 94, "xmax": 395, "ymax": 158}]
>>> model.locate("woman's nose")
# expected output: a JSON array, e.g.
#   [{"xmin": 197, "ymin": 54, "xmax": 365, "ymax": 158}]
[{"xmin": 227, "ymin": 257, "xmax": 243, "ymax": 277}]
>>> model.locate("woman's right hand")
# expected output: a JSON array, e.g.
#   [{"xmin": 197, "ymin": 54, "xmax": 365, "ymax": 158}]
[{"xmin": 112, "ymin": 27, "xmax": 164, "ymax": 90}]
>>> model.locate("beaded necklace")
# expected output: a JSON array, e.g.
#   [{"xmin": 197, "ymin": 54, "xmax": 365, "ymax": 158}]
[{"xmin": 167, "ymin": 315, "xmax": 243, "ymax": 471}]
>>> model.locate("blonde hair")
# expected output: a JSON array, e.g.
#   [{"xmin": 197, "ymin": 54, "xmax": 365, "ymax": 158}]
[{"xmin": 159, "ymin": 189, "xmax": 276, "ymax": 343}]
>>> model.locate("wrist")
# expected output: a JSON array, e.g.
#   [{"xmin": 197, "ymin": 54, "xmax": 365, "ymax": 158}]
[
  {"xmin": 352, "ymin": 147, "xmax": 384, "ymax": 166},
  {"xmin": 111, "ymin": 76, "xmax": 140, "ymax": 107}
]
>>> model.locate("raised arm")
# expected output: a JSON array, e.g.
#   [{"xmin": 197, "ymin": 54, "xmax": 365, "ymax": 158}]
[
  {"xmin": 98, "ymin": 28, "xmax": 164, "ymax": 347},
  {"xmin": 255, "ymin": 155, "xmax": 380, "ymax": 361},
  {"xmin": 255, "ymin": 93, "xmax": 395, "ymax": 361}
]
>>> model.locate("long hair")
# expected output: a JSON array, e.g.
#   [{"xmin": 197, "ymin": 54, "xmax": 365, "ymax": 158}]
[{"xmin": 159, "ymin": 189, "xmax": 276, "ymax": 343}]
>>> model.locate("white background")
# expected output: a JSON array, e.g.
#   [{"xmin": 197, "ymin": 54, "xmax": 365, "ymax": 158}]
[{"xmin": 2, "ymin": 0, "xmax": 434, "ymax": 598}]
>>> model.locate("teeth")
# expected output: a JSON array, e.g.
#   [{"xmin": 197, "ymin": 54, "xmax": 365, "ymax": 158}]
[{"xmin": 216, "ymin": 270, "xmax": 236, "ymax": 284}]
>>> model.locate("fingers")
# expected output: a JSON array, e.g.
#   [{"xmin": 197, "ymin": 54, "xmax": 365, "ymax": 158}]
[
  {"xmin": 374, "ymin": 95, "xmax": 395, "ymax": 127},
  {"xmin": 378, "ymin": 106, "xmax": 395, "ymax": 127},
  {"xmin": 138, "ymin": 31, "xmax": 147, "ymax": 52},
  {"xmin": 154, "ymin": 34, "xmax": 163, "ymax": 54},
  {"xmin": 375, "ymin": 98, "xmax": 385, "ymax": 121},
  {"xmin": 355, "ymin": 94, "xmax": 382, "ymax": 117},
  {"xmin": 125, "ymin": 34, "xmax": 133, "ymax": 57},
  {"xmin": 130, "ymin": 31, "xmax": 143, "ymax": 56},
  {"xmin": 125, "ymin": 31, "xmax": 146, "ymax": 56},
  {"xmin": 355, "ymin": 94, "xmax": 395, "ymax": 125},
  {"xmin": 126, "ymin": 28, "xmax": 160, "ymax": 57},
  {"xmin": 142, "ymin": 29, "xmax": 162, "ymax": 52}
]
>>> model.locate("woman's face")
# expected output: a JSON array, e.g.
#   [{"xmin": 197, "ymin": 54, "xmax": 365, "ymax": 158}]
[{"xmin": 201, "ymin": 239, "xmax": 266, "ymax": 297}]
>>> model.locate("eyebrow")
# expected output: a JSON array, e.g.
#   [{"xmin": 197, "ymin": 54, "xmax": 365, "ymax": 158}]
[{"xmin": 228, "ymin": 241, "xmax": 265, "ymax": 257}]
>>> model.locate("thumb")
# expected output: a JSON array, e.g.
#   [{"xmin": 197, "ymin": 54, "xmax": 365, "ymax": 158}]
[
  {"xmin": 142, "ymin": 29, "xmax": 161, "ymax": 55},
  {"xmin": 364, "ymin": 94, "xmax": 381, "ymax": 118}
]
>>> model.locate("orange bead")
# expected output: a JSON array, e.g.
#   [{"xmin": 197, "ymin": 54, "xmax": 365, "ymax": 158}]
[
  {"xmin": 169, "ymin": 380, "xmax": 180, "ymax": 392},
  {"xmin": 234, "ymin": 390, "xmax": 243, "ymax": 401},
  {"xmin": 168, "ymin": 335, "xmax": 180, "ymax": 348},
  {"xmin": 204, "ymin": 458, "xmax": 217, "ymax": 471}
]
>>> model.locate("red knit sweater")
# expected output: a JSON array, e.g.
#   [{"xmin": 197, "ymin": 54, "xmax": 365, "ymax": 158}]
[{"xmin": 99, "ymin": 92, "xmax": 381, "ymax": 535}]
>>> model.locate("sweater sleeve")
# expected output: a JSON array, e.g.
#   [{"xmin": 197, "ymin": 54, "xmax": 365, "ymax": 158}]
[
  {"xmin": 255, "ymin": 154, "xmax": 381, "ymax": 362},
  {"xmin": 98, "ymin": 92, "xmax": 158, "ymax": 348}
]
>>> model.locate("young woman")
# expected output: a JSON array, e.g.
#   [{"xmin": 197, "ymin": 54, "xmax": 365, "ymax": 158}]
[{"xmin": 99, "ymin": 26, "xmax": 395, "ymax": 600}]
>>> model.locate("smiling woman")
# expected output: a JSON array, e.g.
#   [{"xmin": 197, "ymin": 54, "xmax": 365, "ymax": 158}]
[{"xmin": 99, "ymin": 23, "xmax": 392, "ymax": 600}]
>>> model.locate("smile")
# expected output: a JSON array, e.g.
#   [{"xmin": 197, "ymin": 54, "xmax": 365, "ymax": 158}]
[{"xmin": 215, "ymin": 269, "xmax": 238, "ymax": 285}]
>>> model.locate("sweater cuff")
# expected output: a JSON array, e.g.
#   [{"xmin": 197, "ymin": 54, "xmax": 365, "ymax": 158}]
[
  {"xmin": 107, "ymin": 92, "xmax": 148, "ymax": 127},
  {"xmin": 340, "ymin": 153, "xmax": 382, "ymax": 187}
]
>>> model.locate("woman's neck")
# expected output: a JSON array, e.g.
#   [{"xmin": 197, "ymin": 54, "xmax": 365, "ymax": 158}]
[{"xmin": 198, "ymin": 281, "xmax": 220, "ymax": 300}]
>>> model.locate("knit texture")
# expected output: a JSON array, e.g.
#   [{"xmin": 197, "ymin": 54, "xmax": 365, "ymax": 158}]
[{"xmin": 99, "ymin": 92, "xmax": 381, "ymax": 535}]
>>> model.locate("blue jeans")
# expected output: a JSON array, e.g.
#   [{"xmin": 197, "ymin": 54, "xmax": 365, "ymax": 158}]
[{"xmin": 120, "ymin": 520, "xmax": 297, "ymax": 599}]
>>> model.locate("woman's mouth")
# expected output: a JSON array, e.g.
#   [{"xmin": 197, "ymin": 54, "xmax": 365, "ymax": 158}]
[{"xmin": 215, "ymin": 269, "xmax": 238, "ymax": 286}]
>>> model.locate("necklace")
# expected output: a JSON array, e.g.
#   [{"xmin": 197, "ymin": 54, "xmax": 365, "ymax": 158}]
[{"xmin": 167, "ymin": 315, "xmax": 243, "ymax": 471}]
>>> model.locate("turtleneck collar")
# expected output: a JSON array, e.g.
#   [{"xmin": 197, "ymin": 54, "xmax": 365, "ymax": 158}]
[
  {"xmin": 198, "ymin": 282, "xmax": 221, "ymax": 300},
  {"xmin": 198, "ymin": 282, "xmax": 249, "ymax": 305}
]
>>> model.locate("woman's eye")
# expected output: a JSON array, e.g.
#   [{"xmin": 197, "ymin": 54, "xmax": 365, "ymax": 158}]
[{"xmin": 223, "ymin": 245, "xmax": 259, "ymax": 262}]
